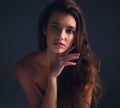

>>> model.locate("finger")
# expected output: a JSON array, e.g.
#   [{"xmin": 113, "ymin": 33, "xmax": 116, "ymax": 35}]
[
  {"xmin": 64, "ymin": 53, "xmax": 80, "ymax": 61},
  {"xmin": 63, "ymin": 46, "xmax": 75, "ymax": 55},
  {"xmin": 64, "ymin": 62, "xmax": 76, "ymax": 66}
]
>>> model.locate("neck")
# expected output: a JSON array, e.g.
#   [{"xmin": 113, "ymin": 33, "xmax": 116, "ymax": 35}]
[{"xmin": 44, "ymin": 49, "xmax": 61, "ymax": 70}]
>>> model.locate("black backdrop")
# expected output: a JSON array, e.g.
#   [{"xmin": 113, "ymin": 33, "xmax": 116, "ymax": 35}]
[{"xmin": 0, "ymin": 0, "xmax": 120, "ymax": 108}]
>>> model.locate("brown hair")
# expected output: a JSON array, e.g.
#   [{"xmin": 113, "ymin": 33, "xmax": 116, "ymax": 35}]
[{"xmin": 38, "ymin": 0, "xmax": 103, "ymax": 107}]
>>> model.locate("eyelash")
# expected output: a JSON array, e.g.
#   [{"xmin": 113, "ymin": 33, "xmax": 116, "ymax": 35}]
[
  {"xmin": 51, "ymin": 25, "xmax": 60, "ymax": 31},
  {"xmin": 51, "ymin": 24, "xmax": 75, "ymax": 35},
  {"xmin": 66, "ymin": 29, "xmax": 75, "ymax": 34}
]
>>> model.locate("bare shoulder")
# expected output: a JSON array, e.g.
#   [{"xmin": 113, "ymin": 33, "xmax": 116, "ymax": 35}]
[
  {"xmin": 15, "ymin": 51, "xmax": 42, "ymax": 71},
  {"xmin": 14, "ymin": 50, "xmax": 48, "ymax": 88},
  {"xmin": 14, "ymin": 51, "xmax": 44, "ymax": 82},
  {"xmin": 14, "ymin": 51, "xmax": 45, "ymax": 107},
  {"xmin": 14, "ymin": 52, "xmax": 32, "ymax": 79}
]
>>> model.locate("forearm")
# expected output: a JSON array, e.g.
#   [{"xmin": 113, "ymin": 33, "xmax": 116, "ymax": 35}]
[{"xmin": 41, "ymin": 76, "xmax": 57, "ymax": 108}]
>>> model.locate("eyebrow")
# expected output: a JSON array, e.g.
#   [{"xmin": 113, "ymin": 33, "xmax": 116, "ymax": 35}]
[{"xmin": 50, "ymin": 21, "xmax": 76, "ymax": 30}]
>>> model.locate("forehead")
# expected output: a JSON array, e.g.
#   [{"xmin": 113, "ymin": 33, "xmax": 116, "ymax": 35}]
[{"xmin": 48, "ymin": 11, "xmax": 76, "ymax": 28}]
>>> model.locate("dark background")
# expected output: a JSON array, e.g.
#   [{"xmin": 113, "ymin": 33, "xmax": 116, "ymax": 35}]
[{"xmin": 0, "ymin": 0, "xmax": 120, "ymax": 108}]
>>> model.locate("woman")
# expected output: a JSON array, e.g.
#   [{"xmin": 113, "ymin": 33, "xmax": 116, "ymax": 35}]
[{"xmin": 15, "ymin": 0, "xmax": 102, "ymax": 108}]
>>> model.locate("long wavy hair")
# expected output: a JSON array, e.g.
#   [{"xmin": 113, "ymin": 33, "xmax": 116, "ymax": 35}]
[{"xmin": 38, "ymin": 0, "xmax": 103, "ymax": 107}]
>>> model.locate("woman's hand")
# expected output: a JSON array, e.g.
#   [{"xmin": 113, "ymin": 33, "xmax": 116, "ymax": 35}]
[{"xmin": 50, "ymin": 47, "xmax": 80, "ymax": 78}]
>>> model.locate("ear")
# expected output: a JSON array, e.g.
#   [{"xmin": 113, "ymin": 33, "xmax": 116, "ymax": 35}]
[{"xmin": 42, "ymin": 27, "xmax": 47, "ymax": 36}]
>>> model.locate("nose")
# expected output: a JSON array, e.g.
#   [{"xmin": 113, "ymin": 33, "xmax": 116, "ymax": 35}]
[{"xmin": 57, "ymin": 28, "xmax": 66, "ymax": 40}]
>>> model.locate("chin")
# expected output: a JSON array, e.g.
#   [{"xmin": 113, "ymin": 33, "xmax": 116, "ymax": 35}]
[{"xmin": 53, "ymin": 49, "xmax": 66, "ymax": 54}]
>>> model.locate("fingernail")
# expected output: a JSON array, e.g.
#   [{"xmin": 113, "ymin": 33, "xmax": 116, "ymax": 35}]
[{"xmin": 73, "ymin": 62, "xmax": 76, "ymax": 65}]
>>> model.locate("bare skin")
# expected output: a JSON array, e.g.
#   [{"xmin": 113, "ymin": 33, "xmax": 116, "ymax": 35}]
[
  {"xmin": 15, "ymin": 50, "xmax": 80, "ymax": 107},
  {"xmin": 15, "ymin": 11, "xmax": 92, "ymax": 108}
]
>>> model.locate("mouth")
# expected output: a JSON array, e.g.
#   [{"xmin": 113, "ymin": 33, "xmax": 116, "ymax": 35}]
[{"xmin": 54, "ymin": 41, "xmax": 65, "ymax": 47}]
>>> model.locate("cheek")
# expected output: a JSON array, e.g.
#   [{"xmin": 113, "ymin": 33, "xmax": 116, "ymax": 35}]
[
  {"xmin": 46, "ymin": 31, "xmax": 55, "ymax": 44},
  {"xmin": 68, "ymin": 36, "xmax": 74, "ymax": 44},
  {"xmin": 46, "ymin": 32, "xmax": 52, "ymax": 41},
  {"xmin": 46, "ymin": 29, "xmax": 54, "ymax": 38}
]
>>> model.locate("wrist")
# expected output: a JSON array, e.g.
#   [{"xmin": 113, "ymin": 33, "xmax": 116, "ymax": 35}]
[
  {"xmin": 47, "ymin": 75, "xmax": 57, "ymax": 91},
  {"xmin": 48, "ymin": 75, "xmax": 57, "ymax": 83}
]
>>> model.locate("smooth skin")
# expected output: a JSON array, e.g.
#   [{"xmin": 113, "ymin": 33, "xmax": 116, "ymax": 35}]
[{"xmin": 15, "ymin": 11, "xmax": 90, "ymax": 108}]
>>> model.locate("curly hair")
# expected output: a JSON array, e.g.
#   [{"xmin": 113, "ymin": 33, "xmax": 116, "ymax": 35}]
[{"xmin": 38, "ymin": 0, "xmax": 103, "ymax": 107}]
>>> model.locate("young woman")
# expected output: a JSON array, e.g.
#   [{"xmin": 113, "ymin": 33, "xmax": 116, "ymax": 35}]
[{"xmin": 15, "ymin": 0, "xmax": 102, "ymax": 108}]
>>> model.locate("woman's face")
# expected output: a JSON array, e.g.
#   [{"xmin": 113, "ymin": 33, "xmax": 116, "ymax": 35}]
[{"xmin": 44, "ymin": 11, "xmax": 76, "ymax": 54}]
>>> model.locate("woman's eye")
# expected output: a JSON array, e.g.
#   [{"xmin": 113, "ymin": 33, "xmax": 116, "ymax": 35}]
[
  {"xmin": 51, "ymin": 25, "xmax": 59, "ymax": 31},
  {"xmin": 66, "ymin": 29, "xmax": 75, "ymax": 34}
]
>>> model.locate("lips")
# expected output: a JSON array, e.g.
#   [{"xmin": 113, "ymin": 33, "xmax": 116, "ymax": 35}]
[{"xmin": 54, "ymin": 41, "xmax": 65, "ymax": 47}]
